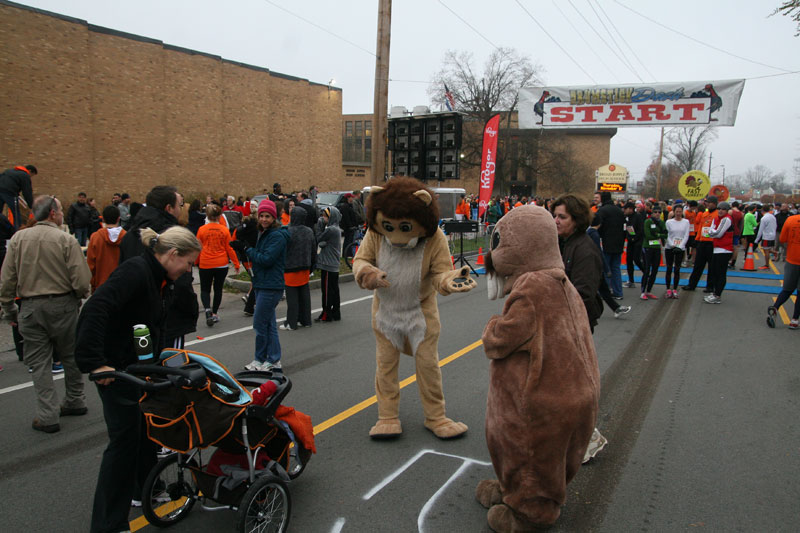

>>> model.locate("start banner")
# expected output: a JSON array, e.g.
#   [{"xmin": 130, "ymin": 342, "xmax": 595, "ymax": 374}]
[{"xmin": 519, "ymin": 80, "xmax": 745, "ymax": 128}]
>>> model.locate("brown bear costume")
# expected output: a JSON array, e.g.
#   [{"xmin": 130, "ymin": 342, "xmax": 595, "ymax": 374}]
[
  {"xmin": 477, "ymin": 205, "xmax": 600, "ymax": 530},
  {"xmin": 352, "ymin": 177, "xmax": 475, "ymax": 439}
]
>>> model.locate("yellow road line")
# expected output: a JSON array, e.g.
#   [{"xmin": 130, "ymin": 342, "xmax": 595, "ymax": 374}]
[
  {"xmin": 128, "ymin": 339, "xmax": 485, "ymax": 531},
  {"xmin": 770, "ymin": 261, "xmax": 781, "ymax": 275},
  {"xmin": 771, "ymin": 296, "xmax": 796, "ymax": 325},
  {"xmin": 313, "ymin": 339, "xmax": 484, "ymax": 435}
]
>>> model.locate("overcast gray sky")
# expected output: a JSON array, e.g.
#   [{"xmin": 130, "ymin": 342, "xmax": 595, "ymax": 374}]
[{"xmin": 16, "ymin": 0, "xmax": 800, "ymax": 187}]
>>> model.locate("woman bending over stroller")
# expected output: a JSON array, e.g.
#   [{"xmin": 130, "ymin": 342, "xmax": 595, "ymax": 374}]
[{"xmin": 75, "ymin": 226, "xmax": 201, "ymax": 533}]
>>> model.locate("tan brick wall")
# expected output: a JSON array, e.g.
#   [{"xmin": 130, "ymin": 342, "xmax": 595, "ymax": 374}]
[{"xmin": 0, "ymin": 2, "xmax": 342, "ymax": 208}]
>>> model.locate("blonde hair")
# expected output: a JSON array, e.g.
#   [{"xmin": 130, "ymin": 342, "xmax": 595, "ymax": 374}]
[
  {"xmin": 205, "ymin": 203, "xmax": 222, "ymax": 220},
  {"xmin": 140, "ymin": 226, "xmax": 201, "ymax": 256}
]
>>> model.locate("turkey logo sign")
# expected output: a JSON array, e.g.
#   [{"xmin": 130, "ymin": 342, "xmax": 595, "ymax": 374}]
[
  {"xmin": 678, "ymin": 170, "xmax": 711, "ymax": 200},
  {"xmin": 519, "ymin": 79, "xmax": 745, "ymax": 129},
  {"xmin": 709, "ymin": 184, "xmax": 730, "ymax": 202}
]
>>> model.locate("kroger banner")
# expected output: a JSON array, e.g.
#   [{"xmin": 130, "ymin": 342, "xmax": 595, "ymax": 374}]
[{"xmin": 519, "ymin": 80, "xmax": 745, "ymax": 128}]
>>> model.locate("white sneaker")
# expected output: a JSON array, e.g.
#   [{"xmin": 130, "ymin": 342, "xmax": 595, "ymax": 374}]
[
  {"xmin": 703, "ymin": 295, "xmax": 721, "ymax": 304},
  {"xmin": 278, "ymin": 324, "xmax": 296, "ymax": 331},
  {"xmin": 582, "ymin": 428, "xmax": 608, "ymax": 463},
  {"xmin": 262, "ymin": 361, "xmax": 282, "ymax": 371},
  {"xmin": 244, "ymin": 360, "xmax": 263, "ymax": 371},
  {"xmin": 614, "ymin": 306, "xmax": 631, "ymax": 318}
]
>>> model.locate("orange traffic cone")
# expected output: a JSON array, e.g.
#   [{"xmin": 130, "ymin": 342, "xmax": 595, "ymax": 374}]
[
  {"xmin": 621, "ymin": 242, "xmax": 627, "ymax": 266},
  {"xmin": 742, "ymin": 243, "xmax": 756, "ymax": 271},
  {"xmin": 451, "ymin": 255, "xmax": 455, "ymax": 268},
  {"xmin": 476, "ymin": 247, "xmax": 485, "ymax": 266},
  {"xmin": 660, "ymin": 252, "xmax": 665, "ymax": 267}
]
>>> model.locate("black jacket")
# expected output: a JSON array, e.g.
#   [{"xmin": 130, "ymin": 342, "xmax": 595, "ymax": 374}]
[
  {"xmin": 119, "ymin": 205, "xmax": 198, "ymax": 338},
  {"xmin": 624, "ymin": 211, "xmax": 645, "ymax": 246},
  {"xmin": 297, "ymin": 200, "xmax": 317, "ymax": 231},
  {"xmin": 75, "ymin": 252, "xmax": 172, "ymax": 372},
  {"xmin": 337, "ymin": 200, "xmax": 357, "ymax": 232},
  {"xmin": 285, "ymin": 208, "xmax": 316, "ymax": 273},
  {"xmin": 592, "ymin": 201, "xmax": 626, "ymax": 254},
  {"xmin": 561, "ymin": 231, "xmax": 603, "ymax": 330},
  {"xmin": 67, "ymin": 201, "xmax": 92, "ymax": 231},
  {"xmin": 187, "ymin": 210, "xmax": 205, "ymax": 235},
  {"xmin": 0, "ymin": 167, "xmax": 34, "ymax": 207}
]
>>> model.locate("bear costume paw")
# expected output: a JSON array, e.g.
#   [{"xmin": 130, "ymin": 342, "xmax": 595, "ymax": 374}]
[
  {"xmin": 476, "ymin": 479, "xmax": 503, "ymax": 509},
  {"xmin": 424, "ymin": 417, "xmax": 468, "ymax": 439},
  {"xmin": 369, "ymin": 418, "xmax": 403, "ymax": 439},
  {"xmin": 487, "ymin": 504, "xmax": 553, "ymax": 532}
]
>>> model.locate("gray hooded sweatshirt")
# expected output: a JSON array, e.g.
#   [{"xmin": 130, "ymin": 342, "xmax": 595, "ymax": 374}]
[{"xmin": 315, "ymin": 206, "xmax": 343, "ymax": 272}]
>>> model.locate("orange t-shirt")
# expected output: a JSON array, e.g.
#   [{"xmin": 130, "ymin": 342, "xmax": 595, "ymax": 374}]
[
  {"xmin": 697, "ymin": 209, "xmax": 717, "ymax": 242},
  {"xmin": 685, "ymin": 209, "xmax": 697, "ymax": 235},
  {"xmin": 197, "ymin": 221, "xmax": 240, "ymax": 269},
  {"xmin": 780, "ymin": 214, "xmax": 800, "ymax": 265},
  {"xmin": 284, "ymin": 270, "xmax": 310, "ymax": 287}
]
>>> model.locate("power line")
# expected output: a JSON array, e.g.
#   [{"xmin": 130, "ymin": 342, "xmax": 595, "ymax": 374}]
[
  {"xmin": 551, "ymin": 0, "xmax": 621, "ymax": 82},
  {"xmin": 514, "ymin": 0, "xmax": 597, "ymax": 83},
  {"xmin": 437, "ymin": 0, "xmax": 501, "ymax": 51},
  {"xmin": 587, "ymin": 0, "xmax": 643, "ymax": 82},
  {"xmin": 594, "ymin": 0, "xmax": 657, "ymax": 81},
  {"xmin": 566, "ymin": 0, "xmax": 640, "ymax": 82},
  {"xmin": 262, "ymin": 0, "xmax": 375, "ymax": 57},
  {"xmin": 614, "ymin": 0, "xmax": 795, "ymax": 73}
]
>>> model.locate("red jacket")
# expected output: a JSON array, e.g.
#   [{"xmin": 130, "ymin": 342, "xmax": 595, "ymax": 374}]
[{"xmin": 87, "ymin": 226, "xmax": 126, "ymax": 291}]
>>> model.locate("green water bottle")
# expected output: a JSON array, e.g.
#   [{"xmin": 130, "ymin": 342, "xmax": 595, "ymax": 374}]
[{"xmin": 133, "ymin": 324, "xmax": 154, "ymax": 363}]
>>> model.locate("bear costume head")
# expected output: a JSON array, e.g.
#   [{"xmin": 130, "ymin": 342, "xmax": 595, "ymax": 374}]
[{"xmin": 484, "ymin": 205, "xmax": 564, "ymax": 300}]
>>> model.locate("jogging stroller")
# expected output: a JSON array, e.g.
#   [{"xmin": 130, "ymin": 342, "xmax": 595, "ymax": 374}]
[{"xmin": 90, "ymin": 349, "xmax": 314, "ymax": 533}]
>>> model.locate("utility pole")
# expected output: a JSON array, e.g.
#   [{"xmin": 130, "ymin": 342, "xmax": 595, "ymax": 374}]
[
  {"xmin": 656, "ymin": 127, "xmax": 664, "ymax": 200},
  {"xmin": 371, "ymin": 0, "xmax": 392, "ymax": 186},
  {"xmin": 707, "ymin": 152, "xmax": 713, "ymax": 178}
]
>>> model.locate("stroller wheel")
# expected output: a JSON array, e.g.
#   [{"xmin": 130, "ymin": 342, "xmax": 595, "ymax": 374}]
[
  {"xmin": 287, "ymin": 444, "xmax": 312, "ymax": 480},
  {"xmin": 237, "ymin": 475, "xmax": 291, "ymax": 533},
  {"xmin": 142, "ymin": 453, "xmax": 199, "ymax": 527}
]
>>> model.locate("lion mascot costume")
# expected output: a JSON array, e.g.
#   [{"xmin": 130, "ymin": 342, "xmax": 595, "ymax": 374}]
[
  {"xmin": 476, "ymin": 205, "xmax": 600, "ymax": 531},
  {"xmin": 352, "ymin": 177, "xmax": 475, "ymax": 439}
]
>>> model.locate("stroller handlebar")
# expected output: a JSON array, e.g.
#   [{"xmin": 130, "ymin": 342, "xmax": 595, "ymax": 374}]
[{"xmin": 89, "ymin": 364, "xmax": 207, "ymax": 391}]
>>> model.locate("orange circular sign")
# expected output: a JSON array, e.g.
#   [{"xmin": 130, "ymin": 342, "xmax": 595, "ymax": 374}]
[
  {"xmin": 709, "ymin": 184, "xmax": 729, "ymax": 202},
  {"xmin": 608, "ymin": 164, "xmax": 616, "ymax": 172}
]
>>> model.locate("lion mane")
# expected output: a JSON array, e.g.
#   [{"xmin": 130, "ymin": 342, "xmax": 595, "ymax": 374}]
[{"xmin": 366, "ymin": 177, "xmax": 440, "ymax": 238}]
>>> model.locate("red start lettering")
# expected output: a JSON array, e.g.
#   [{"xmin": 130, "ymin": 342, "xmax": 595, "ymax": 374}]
[
  {"xmin": 637, "ymin": 104, "xmax": 670, "ymax": 122},
  {"xmin": 606, "ymin": 105, "xmax": 636, "ymax": 122},
  {"xmin": 576, "ymin": 105, "xmax": 604, "ymax": 122},
  {"xmin": 549, "ymin": 106, "xmax": 574, "ymax": 123},
  {"xmin": 672, "ymin": 102, "xmax": 706, "ymax": 121}
]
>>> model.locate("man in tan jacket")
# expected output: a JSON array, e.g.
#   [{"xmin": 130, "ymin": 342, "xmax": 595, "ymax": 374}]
[{"xmin": 0, "ymin": 195, "xmax": 92, "ymax": 433}]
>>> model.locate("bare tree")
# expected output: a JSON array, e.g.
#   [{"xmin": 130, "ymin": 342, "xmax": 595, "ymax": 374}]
[
  {"xmin": 428, "ymin": 48, "xmax": 543, "ymax": 193},
  {"xmin": 664, "ymin": 126, "xmax": 718, "ymax": 174},
  {"xmin": 771, "ymin": 0, "xmax": 800, "ymax": 36},
  {"xmin": 744, "ymin": 165, "xmax": 774, "ymax": 190}
]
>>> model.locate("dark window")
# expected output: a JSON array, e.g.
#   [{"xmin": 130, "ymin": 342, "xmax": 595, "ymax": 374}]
[
  {"xmin": 355, "ymin": 121, "xmax": 363, "ymax": 138},
  {"xmin": 365, "ymin": 137, "xmax": 371, "ymax": 161},
  {"xmin": 345, "ymin": 121, "xmax": 353, "ymax": 137}
]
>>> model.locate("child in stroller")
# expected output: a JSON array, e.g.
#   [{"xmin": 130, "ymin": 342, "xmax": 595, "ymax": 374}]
[{"xmin": 91, "ymin": 348, "xmax": 314, "ymax": 533}]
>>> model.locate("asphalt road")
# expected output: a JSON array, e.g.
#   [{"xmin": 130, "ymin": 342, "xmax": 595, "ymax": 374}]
[{"xmin": 0, "ymin": 262, "xmax": 798, "ymax": 532}]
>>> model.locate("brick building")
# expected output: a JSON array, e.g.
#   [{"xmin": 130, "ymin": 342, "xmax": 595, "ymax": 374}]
[{"xmin": 0, "ymin": 0, "xmax": 344, "ymax": 206}]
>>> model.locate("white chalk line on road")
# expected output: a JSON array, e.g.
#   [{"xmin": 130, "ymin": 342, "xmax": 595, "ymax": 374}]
[{"xmin": 0, "ymin": 294, "xmax": 375, "ymax": 397}]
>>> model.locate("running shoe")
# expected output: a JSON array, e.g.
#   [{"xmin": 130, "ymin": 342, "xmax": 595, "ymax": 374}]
[
  {"xmin": 52, "ymin": 363, "xmax": 64, "ymax": 374},
  {"xmin": 243, "ymin": 310, "xmax": 253, "ymax": 317},
  {"xmin": 767, "ymin": 306, "xmax": 777, "ymax": 329},
  {"xmin": 790, "ymin": 319, "xmax": 799, "ymax": 330},
  {"xmin": 262, "ymin": 361, "xmax": 282, "ymax": 372},
  {"xmin": 703, "ymin": 295, "xmax": 721, "ymax": 304},
  {"xmin": 244, "ymin": 360, "xmax": 263, "ymax": 371},
  {"xmin": 623, "ymin": 282, "xmax": 636, "ymax": 288},
  {"xmin": 612, "ymin": 295, "xmax": 624, "ymax": 300},
  {"xmin": 671, "ymin": 289, "xmax": 679, "ymax": 299},
  {"xmin": 205, "ymin": 309, "xmax": 214, "ymax": 327},
  {"xmin": 278, "ymin": 324, "xmax": 296, "ymax": 331},
  {"xmin": 614, "ymin": 306, "xmax": 631, "ymax": 318},
  {"xmin": 665, "ymin": 290, "xmax": 673, "ymax": 299},
  {"xmin": 582, "ymin": 428, "xmax": 608, "ymax": 464},
  {"xmin": 758, "ymin": 265, "xmax": 770, "ymax": 270},
  {"xmin": 646, "ymin": 293, "xmax": 658, "ymax": 300},
  {"xmin": 211, "ymin": 314, "xmax": 220, "ymax": 323},
  {"xmin": 640, "ymin": 293, "xmax": 648, "ymax": 300}
]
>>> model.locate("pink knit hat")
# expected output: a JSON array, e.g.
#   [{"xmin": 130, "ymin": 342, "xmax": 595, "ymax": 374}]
[{"xmin": 258, "ymin": 199, "xmax": 277, "ymax": 218}]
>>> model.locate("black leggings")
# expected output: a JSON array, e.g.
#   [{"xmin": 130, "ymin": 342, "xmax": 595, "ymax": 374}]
[
  {"xmin": 199, "ymin": 267, "xmax": 228, "ymax": 314},
  {"xmin": 320, "ymin": 270, "xmax": 340, "ymax": 320},
  {"xmin": 710, "ymin": 252, "xmax": 732, "ymax": 296},
  {"xmin": 626, "ymin": 243, "xmax": 644, "ymax": 281},
  {"xmin": 641, "ymin": 248, "xmax": 662, "ymax": 293},
  {"xmin": 664, "ymin": 248, "xmax": 684, "ymax": 290}
]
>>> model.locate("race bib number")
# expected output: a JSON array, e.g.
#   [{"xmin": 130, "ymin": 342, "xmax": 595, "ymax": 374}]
[
  {"xmin": 672, "ymin": 238, "xmax": 682, "ymax": 247},
  {"xmin": 627, "ymin": 226, "xmax": 636, "ymax": 235},
  {"xmin": 649, "ymin": 239, "xmax": 660, "ymax": 246},
  {"xmin": 701, "ymin": 226, "xmax": 711, "ymax": 238}
]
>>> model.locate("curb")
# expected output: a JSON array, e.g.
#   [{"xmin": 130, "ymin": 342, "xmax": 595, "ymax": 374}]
[{"xmin": 225, "ymin": 272, "xmax": 356, "ymax": 292}]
